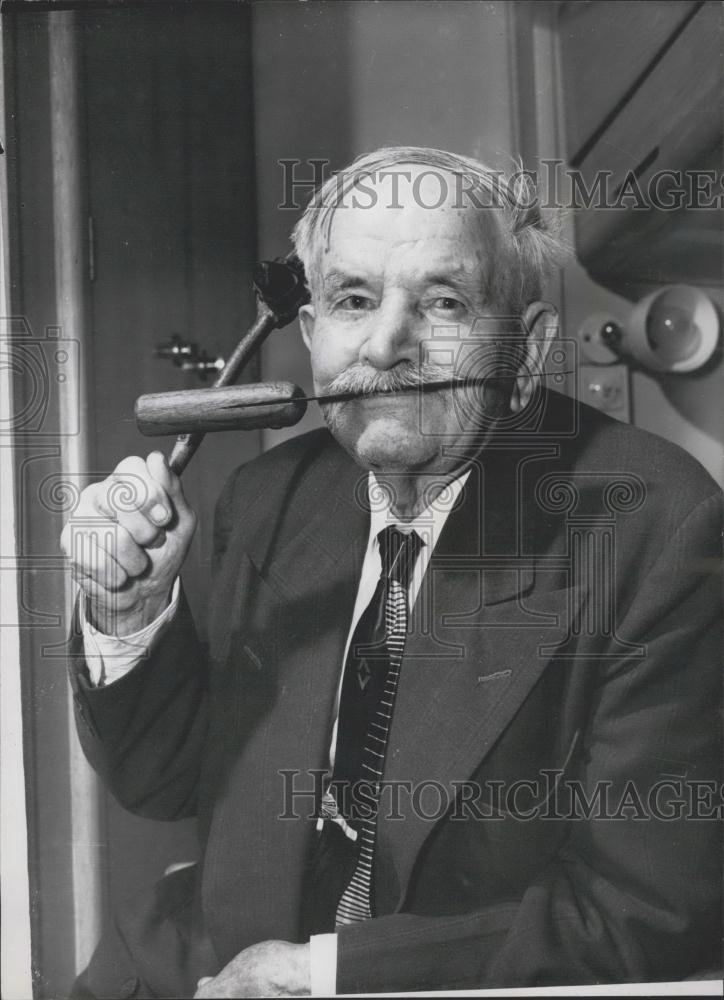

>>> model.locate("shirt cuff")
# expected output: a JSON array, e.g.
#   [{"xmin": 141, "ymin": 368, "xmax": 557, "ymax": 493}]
[
  {"xmin": 309, "ymin": 933, "xmax": 337, "ymax": 997},
  {"xmin": 80, "ymin": 578, "xmax": 181, "ymax": 687}
]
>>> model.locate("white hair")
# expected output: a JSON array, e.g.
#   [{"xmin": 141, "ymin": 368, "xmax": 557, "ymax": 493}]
[{"xmin": 291, "ymin": 145, "xmax": 566, "ymax": 313}]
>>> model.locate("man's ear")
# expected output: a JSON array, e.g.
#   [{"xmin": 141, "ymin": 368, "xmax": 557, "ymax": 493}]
[
  {"xmin": 510, "ymin": 301, "xmax": 559, "ymax": 412},
  {"xmin": 299, "ymin": 304, "xmax": 316, "ymax": 353}
]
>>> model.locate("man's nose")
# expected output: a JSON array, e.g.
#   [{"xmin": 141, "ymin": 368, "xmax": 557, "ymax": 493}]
[{"xmin": 359, "ymin": 295, "xmax": 418, "ymax": 370}]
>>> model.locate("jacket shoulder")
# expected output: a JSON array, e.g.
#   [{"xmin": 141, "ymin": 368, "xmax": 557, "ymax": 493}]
[
  {"xmin": 547, "ymin": 390, "xmax": 721, "ymax": 511},
  {"xmin": 226, "ymin": 427, "xmax": 339, "ymax": 490},
  {"xmin": 212, "ymin": 428, "xmax": 349, "ymax": 549}
]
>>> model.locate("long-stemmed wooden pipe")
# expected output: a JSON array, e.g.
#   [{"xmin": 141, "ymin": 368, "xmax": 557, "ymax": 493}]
[
  {"xmin": 135, "ymin": 375, "xmax": 562, "ymax": 439},
  {"xmin": 136, "ymin": 381, "xmax": 308, "ymax": 436},
  {"xmin": 161, "ymin": 254, "xmax": 309, "ymax": 475}
]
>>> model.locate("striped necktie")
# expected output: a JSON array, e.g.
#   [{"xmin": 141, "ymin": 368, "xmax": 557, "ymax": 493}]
[{"xmin": 333, "ymin": 524, "xmax": 423, "ymax": 925}]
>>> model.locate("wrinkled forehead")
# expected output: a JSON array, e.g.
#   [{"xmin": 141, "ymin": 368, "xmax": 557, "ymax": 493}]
[{"xmin": 323, "ymin": 164, "xmax": 506, "ymax": 262}]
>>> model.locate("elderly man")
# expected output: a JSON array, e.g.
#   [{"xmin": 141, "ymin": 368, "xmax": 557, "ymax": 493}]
[{"xmin": 64, "ymin": 147, "xmax": 721, "ymax": 998}]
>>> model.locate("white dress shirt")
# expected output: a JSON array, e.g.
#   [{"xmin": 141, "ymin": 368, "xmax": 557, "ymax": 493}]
[{"xmin": 80, "ymin": 468, "xmax": 470, "ymax": 996}]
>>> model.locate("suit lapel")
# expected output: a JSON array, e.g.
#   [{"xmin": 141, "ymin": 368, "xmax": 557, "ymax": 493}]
[
  {"xmin": 378, "ymin": 450, "xmax": 572, "ymax": 907},
  {"xmin": 206, "ymin": 443, "xmax": 370, "ymax": 956},
  {"xmin": 260, "ymin": 453, "xmax": 369, "ymax": 774}
]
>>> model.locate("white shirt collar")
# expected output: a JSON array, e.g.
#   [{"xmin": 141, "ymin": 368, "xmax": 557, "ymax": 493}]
[{"xmin": 366, "ymin": 468, "xmax": 471, "ymax": 557}]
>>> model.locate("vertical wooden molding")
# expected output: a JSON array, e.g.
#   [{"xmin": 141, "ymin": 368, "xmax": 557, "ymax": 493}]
[
  {"xmin": 48, "ymin": 10, "xmax": 105, "ymax": 975},
  {"xmin": 0, "ymin": 23, "xmax": 35, "ymax": 1000}
]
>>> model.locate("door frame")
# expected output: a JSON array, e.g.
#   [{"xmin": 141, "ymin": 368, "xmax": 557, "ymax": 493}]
[
  {"xmin": 3, "ymin": 9, "xmax": 105, "ymax": 996},
  {"xmin": 1, "ymin": 17, "xmax": 34, "ymax": 1000}
]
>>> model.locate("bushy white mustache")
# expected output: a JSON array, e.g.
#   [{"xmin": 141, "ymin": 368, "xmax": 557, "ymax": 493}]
[{"xmin": 324, "ymin": 361, "xmax": 454, "ymax": 397}]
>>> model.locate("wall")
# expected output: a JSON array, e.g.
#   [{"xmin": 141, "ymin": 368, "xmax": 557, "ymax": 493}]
[{"xmin": 252, "ymin": 0, "xmax": 515, "ymax": 449}]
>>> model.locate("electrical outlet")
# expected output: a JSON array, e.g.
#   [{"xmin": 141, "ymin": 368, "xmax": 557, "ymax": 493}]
[
  {"xmin": 579, "ymin": 364, "xmax": 630, "ymax": 422},
  {"xmin": 578, "ymin": 313, "xmax": 623, "ymax": 365}
]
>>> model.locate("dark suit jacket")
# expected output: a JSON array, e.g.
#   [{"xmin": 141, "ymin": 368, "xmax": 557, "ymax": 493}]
[{"xmin": 70, "ymin": 390, "xmax": 722, "ymax": 996}]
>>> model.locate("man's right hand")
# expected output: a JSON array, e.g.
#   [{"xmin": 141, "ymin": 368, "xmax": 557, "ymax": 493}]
[{"xmin": 60, "ymin": 451, "xmax": 197, "ymax": 636}]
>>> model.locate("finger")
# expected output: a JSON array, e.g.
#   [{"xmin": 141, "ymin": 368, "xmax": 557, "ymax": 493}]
[
  {"xmin": 96, "ymin": 461, "xmax": 170, "ymax": 546},
  {"xmin": 70, "ymin": 520, "xmax": 149, "ymax": 579},
  {"xmin": 67, "ymin": 528, "xmax": 129, "ymax": 591},
  {"xmin": 110, "ymin": 522, "xmax": 151, "ymax": 577},
  {"xmin": 63, "ymin": 494, "xmax": 150, "ymax": 578},
  {"xmin": 146, "ymin": 451, "xmax": 193, "ymax": 519},
  {"xmin": 111, "ymin": 455, "xmax": 173, "ymax": 524},
  {"xmin": 101, "ymin": 492, "xmax": 166, "ymax": 549}
]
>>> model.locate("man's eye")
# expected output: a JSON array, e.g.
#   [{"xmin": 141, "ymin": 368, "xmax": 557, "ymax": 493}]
[
  {"xmin": 337, "ymin": 295, "xmax": 374, "ymax": 312},
  {"xmin": 431, "ymin": 297, "xmax": 466, "ymax": 313},
  {"xmin": 428, "ymin": 295, "xmax": 467, "ymax": 318}
]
